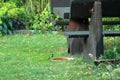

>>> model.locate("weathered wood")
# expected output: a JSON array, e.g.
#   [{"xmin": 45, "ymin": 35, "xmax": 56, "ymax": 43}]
[
  {"xmin": 51, "ymin": 0, "xmax": 120, "ymax": 59},
  {"xmin": 56, "ymin": 20, "xmax": 120, "ymax": 25},
  {"xmin": 64, "ymin": 31, "xmax": 89, "ymax": 38},
  {"xmin": 83, "ymin": 0, "xmax": 103, "ymax": 59},
  {"xmin": 67, "ymin": 38, "xmax": 84, "ymax": 54},
  {"xmin": 103, "ymin": 31, "xmax": 120, "ymax": 36},
  {"xmin": 93, "ymin": 0, "xmax": 103, "ymax": 58},
  {"xmin": 73, "ymin": 0, "xmax": 120, "ymax": 3},
  {"xmin": 67, "ymin": 19, "xmax": 89, "ymax": 54},
  {"xmin": 51, "ymin": 0, "xmax": 120, "ymax": 18},
  {"xmin": 71, "ymin": 0, "xmax": 120, "ymax": 18},
  {"xmin": 91, "ymin": 0, "xmax": 103, "ymax": 58},
  {"xmin": 64, "ymin": 31, "xmax": 120, "ymax": 38}
]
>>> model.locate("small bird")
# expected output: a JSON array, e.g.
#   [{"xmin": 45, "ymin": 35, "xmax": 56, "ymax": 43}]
[{"xmin": 48, "ymin": 54, "xmax": 54, "ymax": 60}]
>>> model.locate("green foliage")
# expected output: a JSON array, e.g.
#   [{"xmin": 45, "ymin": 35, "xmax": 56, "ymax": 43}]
[
  {"xmin": 93, "ymin": 63, "xmax": 112, "ymax": 80},
  {"xmin": 103, "ymin": 17, "xmax": 120, "ymax": 31},
  {"xmin": 16, "ymin": 0, "xmax": 54, "ymax": 31},
  {"xmin": 33, "ymin": 4, "xmax": 59, "ymax": 33},
  {"xmin": 4, "ymin": 0, "xmax": 25, "ymax": 7},
  {"xmin": 104, "ymin": 37, "xmax": 120, "ymax": 59},
  {"xmin": 0, "ymin": 18, "xmax": 13, "ymax": 35},
  {"xmin": 0, "ymin": 2, "xmax": 25, "ymax": 35},
  {"xmin": 0, "ymin": 0, "xmax": 58, "ymax": 32},
  {"xmin": 104, "ymin": 47, "xmax": 119, "ymax": 59},
  {"xmin": 25, "ymin": 0, "xmax": 49, "ymax": 13},
  {"xmin": 0, "ymin": 2, "xmax": 24, "ymax": 18}
]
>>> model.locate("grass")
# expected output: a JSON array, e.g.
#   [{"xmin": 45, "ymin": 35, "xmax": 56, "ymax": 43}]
[{"xmin": 0, "ymin": 33, "xmax": 119, "ymax": 80}]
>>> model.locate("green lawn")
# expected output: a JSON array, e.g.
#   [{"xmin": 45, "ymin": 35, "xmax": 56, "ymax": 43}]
[{"xmin": 0, "ymin": 33, "xmax": 119, "ymax": 80}]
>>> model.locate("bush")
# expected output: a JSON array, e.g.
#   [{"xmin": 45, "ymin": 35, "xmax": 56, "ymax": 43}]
[
  {"xmin": 0, "ymin": 2, "xmax": 25, "ymax": 35},
  {"xmin": 4, "ymin": 0, "xmax": 25, "ymax": 7},
  {"xmin": 103, "ymin": 17, "xmax": 120, "ymax": 31},
  {"xmin": 32, "ymin": 4, "xmax": 59, "ymax": 33},
  {"xmin": 104, "ymin": 47, "xmax": 119, "ymax": 59},
  {"xmin": 0, "ymin": 18, "xmax": 13, "ymax": 35},
  {"xmin": 104, "ymin": 37, "xmax": 120, "ymax": 59}
]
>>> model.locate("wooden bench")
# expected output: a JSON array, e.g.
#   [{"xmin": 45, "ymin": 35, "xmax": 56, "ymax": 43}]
[
  {"xmin": 66, "ymin": 0, "xmax": 120, "ymax": 59},
  {"xmin": 51, "ymin": 0, "xmax": 120, "ymax": 60}
]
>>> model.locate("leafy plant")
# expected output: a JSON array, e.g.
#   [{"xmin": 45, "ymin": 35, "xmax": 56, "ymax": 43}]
[
  {"xmin": 0, "ymin": 18, "xmax": 13, "ymax": 35},
  {"xmin": 22, "ymin": 0, "xmax": 55, "ymax": 30},
  {"xmin": 0, "ymin": 2, "xmax": 25, "ymax": 35},
  {"xmin": 4, "ymin": 0, "xmax": 26, "ymax": 7},
  {"xmin": 26, "ymin": 0, "xmax": 49, "ymax": 13},
  {"xmin": 0, "ymin": 0, "xmax": 58, "ymax": 32},
  {"xmin": 33, "ymin": 4, "xmax": 59, "ymax": 33},
  {"xmin": 103, "ymin": 37, "xmax": 120, "ymax": 59},
  {"xmin": 103, "ymin": 17, "xmax": 120, "ymax": 31}
]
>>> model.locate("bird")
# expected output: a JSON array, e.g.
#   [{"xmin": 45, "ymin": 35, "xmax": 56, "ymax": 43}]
[{"xmin": 48, "ymin": 54, "xmax": 54, "ymax": 60}]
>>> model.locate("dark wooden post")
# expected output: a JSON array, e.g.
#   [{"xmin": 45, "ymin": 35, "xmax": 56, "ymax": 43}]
[
  {"xmin": 89, "ymin": 0, "xmax": 104, "ymax": 58},
  {"xmin": 83, "ymin": 0, "xmax": 104, "ymax": 59}
]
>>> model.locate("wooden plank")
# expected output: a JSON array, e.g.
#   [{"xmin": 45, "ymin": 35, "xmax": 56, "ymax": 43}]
[
  {"xmin": 73, "ymin": 0, "xmax": 120, "ymax": 3},
  {"xmin": 71, "ymin": 0, "xmax": 120, "ymax": 18},
  {"xmin": 103, "ymin": 31, "xmax": 120, "ymax": 36},
  {"xmin": 64, "ymin": 31, "xmax": 89, "ymax": 38},
  {"xmin": 64, "ymin": 31, "xmax": 120, "ymax": 38},
  {"xmin": 56, "ymin": 20, "xmax": 120, "ymax": 25}
]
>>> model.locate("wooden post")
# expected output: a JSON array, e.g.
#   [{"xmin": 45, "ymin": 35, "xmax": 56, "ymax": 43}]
[
  {"xmin": 90, "ymin": 0, "xmax": 104, "ymax": 58},
  {"xmin": 83, "ymin": 0, "xmax": 104, "ymax": 59}
]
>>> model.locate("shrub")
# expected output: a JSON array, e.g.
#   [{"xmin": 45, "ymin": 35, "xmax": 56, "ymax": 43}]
[
  {"xmin": 0, "ymin": 2, "xmax": 25, "ymax": 35},
  {"xmin": 104, "ymin": 37, "xmax": 120, "ymax": 59},
  {"xmin": 0, "ymin": 18, "xmax": 13, "ymax": 35},
  {"xmin": 4, "ymin": 0, "xmax": 25, "ymax": 7},
  {"xmin": 32, "ymin": 4, "xmax": 59, "ymax": 33},
  {"xmin": 103, "ymin": 17, "xmax": 120, "ymax": 31}
]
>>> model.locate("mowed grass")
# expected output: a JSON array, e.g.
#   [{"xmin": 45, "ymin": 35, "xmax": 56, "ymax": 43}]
[{"xmin": 0, "ymin": 33, "xmax": 118, "ymax": 80}]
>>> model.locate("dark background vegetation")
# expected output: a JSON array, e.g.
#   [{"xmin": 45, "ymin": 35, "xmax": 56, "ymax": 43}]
[{"xmin": 0, "ymin": 0, "xmax": 58, "ymax": 34}]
